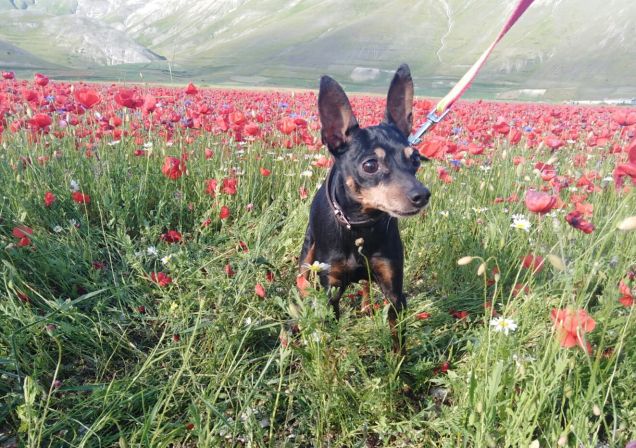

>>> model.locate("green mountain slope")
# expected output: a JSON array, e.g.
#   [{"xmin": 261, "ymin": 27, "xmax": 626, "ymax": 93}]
[{"xmin": 0, "ymin": 0, "xmax": 634, "ymax": 100}]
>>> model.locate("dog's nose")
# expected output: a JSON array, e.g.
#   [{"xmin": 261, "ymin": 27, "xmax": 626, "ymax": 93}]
[{"xmin": 407, "ymin": 186, "xmax": 431, "ymax": 207}]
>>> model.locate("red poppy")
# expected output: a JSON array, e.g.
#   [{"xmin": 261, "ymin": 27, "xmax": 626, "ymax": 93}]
[
  {"xmin": 185, "ymin": 83, "xmax": 198, "ymax": 95},
  {"xmin": 74, "ymin": 87, "xmax": 101, "ymax": 109},
  {"xmin": 162, "ymin": 156, "xmax": 184, "ymax": 180},
  {"xmin": 244, "ymin": 123, "xmax": 260, "ymax": 136},
  {"xmin": 72, "ymin": 192, "xmax": 91, "ymax": 204},
  {"xmin": 266, "ymin": 270, "xmax": 275, "ymax": 282},
  {"xmin": 565, "ymin": 210, "xmax": 595, "ymax": 234},
  {"xmin": 416, "ymin": 311, "xmax": 431, "ymax": 320},
  {"xmin": 219, "ymin": 205, "xmax": 230, "ymax": 220},
  {"xmin": 16, "ymin": 236, "xmax": 31, "ymax": 247},
  {"xmin": 255, "ymin": 283, "xmax": 266, "ymax": 298},
  {"xmin": 114, "ymin": 88, "xmax": 143, "ymax": 109},
  {"xmin": 524, "ymin": 190, "xmax": 557, "ymax": 214},
  {"xmin": 613, "ymin": 162, "xmax": 636, "ymax": 189},
  {"xmin": 437, "ymin": 166, "xmax": 453, "ymax": 183},
  {"xmin": 142, "ymin": 94, "xmax": 157, "ymax": 114},
  {"xmin": 277, "ymin": 117, "xmax": 296, "ymax": 135},
  {"xmin": 296, "ymin": 274, "xmax": 310, "ymax": 296},
  {"xmin": 12, "ymin": 225, "xmax": 33, "ymax": 239},
  {"xmin": 450, "ymin": 310, "xmax": 468, "ymax": 320},
  {"xmin": 417, "ymin": 135, "xmax": 446, "ymax": 159},
  {"xmin": 224, "ymin": 264, "xmax": 235, "ymax": 277},
  {"xmin": 229, "ymin": 111, "xmax": 246, "ymax": 126},
  {"xmin": 12, "ymin": 225, "xmax": 33, "ymax": 247},
  {"xmin": 467, "ymin": 143, "xmax": 484, "ymax": 155},
  {"xmin": 521, "ymin": 254, "xmax": 544, "ymax": 273},
  {"xmin": 2, "ymin": 71, "xmax": 15, "ymax": 79},
  {"xmin": 204, "ymin": 148, "xmax": 214, "ymax": 159},
  {"xmin": 612, "ymin": 111, "xmax": 636, "ymax": 127},
  {"xmin": 221, "ymin": 177, "xmax": 237, "ymax": 195},
  {"xmin": 434, "ymin": 361, "xmax": 450, "ymax": 375},
  {"xmin": 492, "ymin": 117, "xmax": 510, "ymax": 135},
  {"xmin": 205, "ymin": 178, "xmax": 218, "ymax": 197},
  {"xmin": 618, "ymin": 279, "xmax": 634, "ymax": 307},
  {"xmin": 151, "ymin": 271, "xmax": 172, "ymax": 287},
  {"xmin": 29, "ymin": 113, "xmax": 52, "ymax": 130},
  {"xmin": 161, "ymin": 230, "xmax": 182, "ymax": 243},
  {"xmin": 299, "ymin": 186, "xmax": 308, "ymax": 200},
  {"xmin": 534, "ymin": 163, "xmax": 557, "ymax": 181},
  {"xmin": 550, "ymin": 308, "xmax": 595, "ymax": 353},
  {"xmin": 34, "ymin": 73, "xmax": 49, "ymax": 86},
  {"xmin": 574, "ymin": 202, "xmax": 593, "ymax": 218},
  {"xmin": 44, "ymin": 191, "xmax": 56, "ymax": 207},
  {"xmin": 544, "ymin": 136, "xmax": 564, "ymax": 150},
  {"xmin": 260, "ymin": 167, "xmax": 271, "ymax": 177}
]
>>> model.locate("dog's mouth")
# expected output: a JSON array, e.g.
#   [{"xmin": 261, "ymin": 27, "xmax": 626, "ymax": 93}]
[{"xmin": 385, "ymin": 202, "xmax": 428, "ymax": 218}]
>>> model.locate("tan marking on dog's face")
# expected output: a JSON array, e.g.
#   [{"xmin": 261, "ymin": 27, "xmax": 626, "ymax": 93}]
[
  {"xmin": 403, "ymin": 146, "xmax": 414, "ymax": 159},
  {"xmin": 374, "ymin": 148, "xmax": 386, "ymax": 159},
  {"xmin": 356, "ymin": 182, "xmax": 418, "ymax": 217},
  {"xmin": 345, "ymin": 176, "xmax": 358, "ymax": 194}
]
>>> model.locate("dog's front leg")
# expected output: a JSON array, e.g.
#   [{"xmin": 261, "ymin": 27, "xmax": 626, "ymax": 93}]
[
  {"xmin": 370, "ymin": 257, "xmax": 407, "ymax": 355},
  {"xmin": 318, "ymin": 267, "xmax": 346, "ymax": 320},
  {"xmin": 327, "ymin": 286, "xmax": 345, "ymax": 320}
]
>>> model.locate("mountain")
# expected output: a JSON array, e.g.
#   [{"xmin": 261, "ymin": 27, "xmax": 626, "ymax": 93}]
[{"xmin": 1, "ymin": 0, "xmax": 634, "ymax": 100}]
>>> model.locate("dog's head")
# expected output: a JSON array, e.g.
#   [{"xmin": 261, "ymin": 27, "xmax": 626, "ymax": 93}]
[{"xmin": 318, "ymin": 64, "xmax": 430, "ymax": 218}]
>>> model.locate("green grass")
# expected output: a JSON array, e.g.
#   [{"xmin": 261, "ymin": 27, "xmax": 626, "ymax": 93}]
[{"xmin": 1, "ymin": 115, "xmax": 635, "ymax": 447}]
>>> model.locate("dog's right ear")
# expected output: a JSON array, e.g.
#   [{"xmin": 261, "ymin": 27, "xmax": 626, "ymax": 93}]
[{"xmin": 318, "ymin": 76, "xmax": 359, "ymax": 156}]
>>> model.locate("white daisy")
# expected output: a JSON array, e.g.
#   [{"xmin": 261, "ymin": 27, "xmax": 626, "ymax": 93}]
[
  {"xmin": 53, "ymin": 225, "xmax": 63, "ymax": 233},
  {"xmin": 511, "ymin": 215, "xmax": 532, "ymax": 232},
  {"xmin": 302, "ymin": 260, "xmax": 331, "ymax": 273},
  {"xmin": 146, "ymin": 246, "xmax": 158, "ymax": 256},
  {"xmin": 70, "ymin": 179, "xmax": 80, "ymax": 192},
  {"xmin": 161, "ymin": 254, "xmax": 174, "ymax": 265},
  {"xmin": 490, "ymin": 317, "xmax": 518, "ymax": 335}
]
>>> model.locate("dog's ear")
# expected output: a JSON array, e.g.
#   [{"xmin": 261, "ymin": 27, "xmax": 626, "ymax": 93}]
[
  {"xmin": 318, "ymin": 76, "xmax": 359, "ymax": 156},
  {"xmin": 384, "ymin": 63, "xmax": 414, "ymax": 138}
]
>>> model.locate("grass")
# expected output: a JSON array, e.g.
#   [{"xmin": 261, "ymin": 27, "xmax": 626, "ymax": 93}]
[{"xmin": 1, "ymin": 102, "xmax": 635, "ymax": 447}]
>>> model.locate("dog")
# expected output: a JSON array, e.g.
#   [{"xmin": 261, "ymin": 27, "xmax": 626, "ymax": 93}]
[{"xmin": 298, "ymin": 64, "xmax": 430, "ymax": 354}]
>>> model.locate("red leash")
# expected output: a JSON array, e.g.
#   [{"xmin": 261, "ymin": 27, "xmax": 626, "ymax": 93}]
[{"xmin": 409, "ymin": 0, "xmax": 537, "ymax": 145}]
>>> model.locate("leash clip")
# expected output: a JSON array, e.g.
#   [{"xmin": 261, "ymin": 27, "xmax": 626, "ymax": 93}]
[{"xmin": 408, "ymin": 109, "xmax": 451, "ymax": 146}]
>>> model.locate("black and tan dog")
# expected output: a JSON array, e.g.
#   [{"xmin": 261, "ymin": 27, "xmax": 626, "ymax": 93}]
[{"xmin": 299, "ymin": 64, "xmax": 430, "ymax": 353}]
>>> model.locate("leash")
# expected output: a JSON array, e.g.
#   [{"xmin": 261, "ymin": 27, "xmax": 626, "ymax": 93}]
[{"xmin": 408, "ymin": 0, "xmax": 536, "ymax": 145}]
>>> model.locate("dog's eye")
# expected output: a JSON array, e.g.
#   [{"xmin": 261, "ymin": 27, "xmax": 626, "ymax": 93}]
[
  {"xmin": 362, "ymin": 159, "xmax": 379, "ymax": 174},
  {"xmin": 411, "ymin": 152, "xmax": 421, "ymax": 167}
]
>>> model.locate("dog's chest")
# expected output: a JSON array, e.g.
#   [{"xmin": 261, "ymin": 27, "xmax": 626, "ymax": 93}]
[{"xmin": 322, "ymin": 248, "xmax": 371, "ymax": 286}]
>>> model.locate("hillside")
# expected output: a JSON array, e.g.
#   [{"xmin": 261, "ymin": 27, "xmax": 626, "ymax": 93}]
[{"xmin": 1, "ymin": 0, "xmax": 634, "ymax": 100}]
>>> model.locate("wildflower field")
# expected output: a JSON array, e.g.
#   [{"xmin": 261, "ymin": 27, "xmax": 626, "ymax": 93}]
[{"xmin": 1, "ymin": 72, "xmax": 635, "ymax": 447}]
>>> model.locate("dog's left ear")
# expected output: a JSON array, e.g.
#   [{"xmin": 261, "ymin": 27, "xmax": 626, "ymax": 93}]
[{"xmin": 384, "ymin": 63, "xmax": 414, "ymax": 137}]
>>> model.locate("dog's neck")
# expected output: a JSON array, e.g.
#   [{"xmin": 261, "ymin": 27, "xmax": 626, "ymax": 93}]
[{"xmin": 327, "ymin": 167, "xmax": 387, "ymax": 230}]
